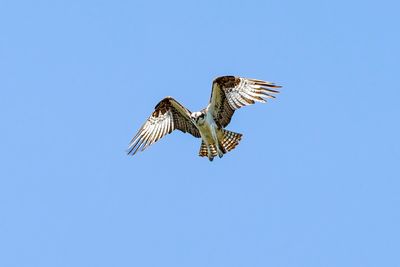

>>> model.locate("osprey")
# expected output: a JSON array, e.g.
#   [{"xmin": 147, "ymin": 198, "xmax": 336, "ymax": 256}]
[{"xmin": 127, "ymin": 76, "xmax": 280, "ymax": 161}]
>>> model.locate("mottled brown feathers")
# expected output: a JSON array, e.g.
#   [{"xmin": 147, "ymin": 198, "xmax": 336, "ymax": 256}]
[
  {"xmin": 213, "ymin": 76, "xmax": 241, "ymax": 88},
  {"xmin": 152, "ymin": 98, "xmax": 171, "ymax": 117},
  {"xmin": 127, "ymin": 97, "xmax": 200, "ymax": 156},
  {"xmin": 210, "ymin": 76, "xmax": 281, "ymax": 128}
]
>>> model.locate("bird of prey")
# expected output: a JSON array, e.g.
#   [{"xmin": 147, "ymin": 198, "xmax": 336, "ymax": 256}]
[{"xmin": 127, "ymin": 76, "xmax": 280, "ymax": 161}]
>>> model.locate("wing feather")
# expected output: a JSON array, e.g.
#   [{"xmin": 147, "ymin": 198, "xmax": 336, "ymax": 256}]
[
  {"xmin": 127, "ymin": 97, "xmax": 200, "ymax": 156},
  {"xmin": 209, "ymin": 76, "xmax": 281, "ymax": 127}
]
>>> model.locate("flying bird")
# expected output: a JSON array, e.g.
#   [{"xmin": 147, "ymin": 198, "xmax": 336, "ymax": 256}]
[{"xmin": 127, "ymin": 76, "xmax": 280, "ymax": 161}]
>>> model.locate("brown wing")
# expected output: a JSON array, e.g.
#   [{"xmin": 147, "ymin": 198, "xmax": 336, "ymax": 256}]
[
  {"xmin": 127, "ymin": 97, "xmax": 200, "ymax": 155},
  {"xmin": 209, "ymin": 76, "xmax": 281, "ymax": 128}
]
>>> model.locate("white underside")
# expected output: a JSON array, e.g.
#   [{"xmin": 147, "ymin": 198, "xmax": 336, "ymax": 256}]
[{"xmin": 194, "ymin": 109, "xmax": 223, "ymax": 157}]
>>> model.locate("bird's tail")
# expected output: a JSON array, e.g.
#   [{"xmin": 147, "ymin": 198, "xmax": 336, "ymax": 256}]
[
  {"xmin": 220, "ymin": 129, "xmax": 243, "ymax": 153},
  {"xmin": 199, "ymin": 142, "xmax": 218, "ymax": 161},
  {"xmin": 198, "ymin": 130, "xmax": 242, "ymax": 161}
]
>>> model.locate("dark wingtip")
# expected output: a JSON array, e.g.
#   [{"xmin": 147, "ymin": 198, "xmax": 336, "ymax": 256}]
[{"xmin": 126, "ymin": 148, "xmax": 134, "ymax": 156}]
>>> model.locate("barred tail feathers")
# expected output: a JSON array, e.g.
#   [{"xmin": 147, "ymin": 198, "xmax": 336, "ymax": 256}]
[
  {"xmin": 221, "ymin": 129, "xmax": 242, "ymax": 152},
  {"xmin": 199, "ymin": 141, "xmax": 208, "ymax": 157},
  {"xmin": 199, "ymin": 142, "xmax": 218, "ymax": 160},
  {"xmin": 198, "ymin": 130, "xmax": 242, "ymax": 161}
]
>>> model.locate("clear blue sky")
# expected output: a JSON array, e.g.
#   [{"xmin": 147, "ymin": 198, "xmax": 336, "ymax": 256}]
[{"xmin": 1, "ymin": 0, "xmax": 399, "ymax": 266}]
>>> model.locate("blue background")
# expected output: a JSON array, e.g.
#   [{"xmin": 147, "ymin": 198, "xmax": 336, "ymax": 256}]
[{"xmin": 1, "ymin": 0, "xmax": 399, "ymax": 266}]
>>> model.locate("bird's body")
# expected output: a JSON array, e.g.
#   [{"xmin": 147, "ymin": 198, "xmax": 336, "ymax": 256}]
[
  {"xmin": 193, "ymin": 109, "xmax": 217, "ymax": 147},
  {"xmin": 127, "ymin": 76, "xmax": 280, "ymax": 161},
  {"xmin": 191, "ymin": 108, "xmax": 225, "ymax": 160}
]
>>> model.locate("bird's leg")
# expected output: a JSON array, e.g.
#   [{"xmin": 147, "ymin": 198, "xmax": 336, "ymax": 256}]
[
  {"xmin": 207, "ymin": 145, "xmax": 213, "ymax": 161},
  {"xmin": 216, "ymin": 144, "xmax": 224, "ymax": 158}
]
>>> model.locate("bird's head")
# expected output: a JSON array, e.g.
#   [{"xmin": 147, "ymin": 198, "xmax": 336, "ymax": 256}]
[{"xmin": 191, "ymin": 111, "xmax": 205, "ymax": 124}]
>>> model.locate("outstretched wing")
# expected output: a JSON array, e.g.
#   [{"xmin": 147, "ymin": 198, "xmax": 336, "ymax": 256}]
[
  {"xmin": 209, "ymin": 76, "xmax": 281, "ymax": 128},
  {"xmin": 127, "ymin": 97, "xmax": 200, "ymax": 155}
]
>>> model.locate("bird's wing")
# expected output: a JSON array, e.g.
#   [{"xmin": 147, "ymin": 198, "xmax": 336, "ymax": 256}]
[
  {"xmin": 209, "ymin": 76, "xmax": 281, "ymax": 128},
  {"xmin": 127, "ymin": 97, "xmax": 200, "ymax": 155}
]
